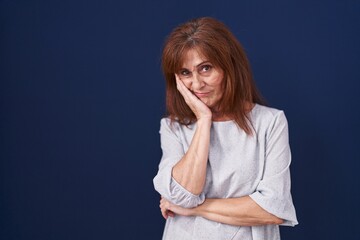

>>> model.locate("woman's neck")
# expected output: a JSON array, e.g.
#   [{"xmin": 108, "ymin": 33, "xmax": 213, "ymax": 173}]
[{"xmin": 211, "ymin": 102, "xmax": 255, "ymax": 122}]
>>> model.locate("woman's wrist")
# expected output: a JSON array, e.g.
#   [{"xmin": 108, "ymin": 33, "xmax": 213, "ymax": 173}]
[
  {"xmin": 196, "ymin": 117, "xmax": 212, "ymax": 127},
  {"xmin": 191, "ymin": 199, "xmax": 208, "ymax": 217}
]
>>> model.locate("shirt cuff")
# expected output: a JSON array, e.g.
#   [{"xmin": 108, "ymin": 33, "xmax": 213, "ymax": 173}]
[{"xmin": 169, "ymin": 177, "xmax": 205, "ymax": 208}]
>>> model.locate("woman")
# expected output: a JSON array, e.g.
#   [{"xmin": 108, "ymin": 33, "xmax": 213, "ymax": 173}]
[{"xmin": 153, "ymin": 17, "xmax": 298, "ymax": 240}]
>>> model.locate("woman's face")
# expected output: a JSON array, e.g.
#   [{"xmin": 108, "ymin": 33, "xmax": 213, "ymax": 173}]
[{"xmin": 177, "ymin": 49, "xmax": 224, "ymax": 110}]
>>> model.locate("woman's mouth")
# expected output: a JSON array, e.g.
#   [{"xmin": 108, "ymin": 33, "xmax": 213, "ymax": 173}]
[{"xmin": 194, "ymin": 92, "xmax": 210, "ymax": 98}]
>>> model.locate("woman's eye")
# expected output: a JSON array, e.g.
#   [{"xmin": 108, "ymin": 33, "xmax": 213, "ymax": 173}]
[
  {"xmin": 180, "ymin": 70, "xmax": 190, "ymax": 76},
  {"xmin": 201, "ymin": 65, "xmax": 212, "ymax": 72}
]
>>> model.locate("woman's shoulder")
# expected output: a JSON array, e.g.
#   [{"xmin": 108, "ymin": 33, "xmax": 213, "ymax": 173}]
[
  {"xmin": 160, "ymin": 117, "xmax": 172, "ymax": 126},
  {"xmin": 160, "ymin": 117, "xmax": 175, "ymax": 131},
  {"xmin": 252, "ymin": 103, "xmax": 283, "ymax": 116},
  {"xmin": 252, "ymin": 104, "xmax": 286, "ymax": 118},
  {"xmin": 251, "ymin": 104, "xmax": 288, "ymax": 127},
  {"xmin": 160, "ymin": 117, "xmax": 195, "ymax": 132}
]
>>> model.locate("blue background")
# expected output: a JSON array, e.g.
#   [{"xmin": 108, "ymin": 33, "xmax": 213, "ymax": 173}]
[{"xmin": 1, "ymin": 0, "xmax": 359, "ymax": 239}]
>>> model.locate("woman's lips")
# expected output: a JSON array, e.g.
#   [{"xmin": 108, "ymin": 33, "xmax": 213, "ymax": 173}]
[{"xmin": 194, "ymin": 92, "xmax": 210, "ymax": 98}]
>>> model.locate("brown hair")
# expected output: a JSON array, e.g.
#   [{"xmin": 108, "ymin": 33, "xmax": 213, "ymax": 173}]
[{"xmin": 161, "ymin": 17, "xmax": 265, "ymax": 134}]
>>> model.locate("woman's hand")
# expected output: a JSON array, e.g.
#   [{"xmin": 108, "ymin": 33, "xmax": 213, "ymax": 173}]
[
  {"xmin": 175, "ymin": 74, "xmax": 212, "ymax": 121},
  {"xmin": 160, "ymin": 197, "xmax": 193, "ymax": 219}
]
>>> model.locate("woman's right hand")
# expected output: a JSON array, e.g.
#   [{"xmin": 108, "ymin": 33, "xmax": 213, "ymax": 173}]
[
  {"xmin": 169, "ymin": 74, "xmax": 212, "ymax": 196},
  {"xmin": 175, "ymin": 74, "xmax": 212, "ymax": 121}
]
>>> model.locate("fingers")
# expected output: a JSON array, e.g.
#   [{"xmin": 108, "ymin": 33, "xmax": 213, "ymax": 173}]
[
  {"xmin": 160, "ymin": 198, "xmax": 168, "ymax": 219},
  {"xmin": 160, "ymin": 197, "xmax": 175, "ymax": 219},
  {"xmin": 161, "ymin": 208, "xmax": 168, "ymax": 219},
  {"xmin": 175, "ymin": 74, "xmax": 195, "ymax": 100},
  {"xmin": 167, "ymin": 210, "xmax": 175, "ymax": 217},
  {"xmin": 175, "ymin": 74, "xmax": 202, "ymax": 109},
  {"xmin": 175, "ymin": 75, "xmax": 189, "ymax": 99},
  {"xmin": 175, "ymin": 74, "xmax": 212, "ymax": 120}
]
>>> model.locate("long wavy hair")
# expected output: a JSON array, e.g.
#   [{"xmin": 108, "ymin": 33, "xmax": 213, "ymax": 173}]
[{"xmin": 161, "ymin": 17, "xmax": 265, "ymax": 134}]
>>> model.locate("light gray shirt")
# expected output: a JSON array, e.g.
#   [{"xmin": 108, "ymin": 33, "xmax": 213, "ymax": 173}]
[{"xmin": 153, "ymin": 104, "xmax": 298, "ymax": 240}]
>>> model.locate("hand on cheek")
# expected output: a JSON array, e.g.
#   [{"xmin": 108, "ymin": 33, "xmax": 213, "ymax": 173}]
[{"xmin": 175, "ymin": 74, "xmax": 212, "ymax": 121}]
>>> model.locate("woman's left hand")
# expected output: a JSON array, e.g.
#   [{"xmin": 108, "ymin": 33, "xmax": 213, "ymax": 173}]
[{"xmin": 160, "ymin": 197, "xmax": 193, "ymax": 219}]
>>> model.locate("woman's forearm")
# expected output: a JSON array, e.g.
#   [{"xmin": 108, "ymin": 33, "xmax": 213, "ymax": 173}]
[
  {"xmin": 172, "ymin": 118, "xmax": 211, "ymax": 195},
  {"xmin": 193, "ymin": 197, "xmax": 284, "ymax": 226}
]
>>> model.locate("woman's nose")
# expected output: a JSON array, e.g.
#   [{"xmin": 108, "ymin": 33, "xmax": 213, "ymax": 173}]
[{"xmin": 191, "ymin": 74, "xmax": 205, "ymax": 90}]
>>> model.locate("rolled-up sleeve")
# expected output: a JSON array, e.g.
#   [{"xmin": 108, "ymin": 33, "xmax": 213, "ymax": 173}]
[
  {"xmin": 249, "ymin": 111, "xmax": 298, "ymax": 226},
  {"xmin": 153, "ymin": 118, "xmax": 205, "ymax": 208}
]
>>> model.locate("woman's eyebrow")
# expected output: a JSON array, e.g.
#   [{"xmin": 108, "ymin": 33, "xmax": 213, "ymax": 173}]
[
  {"xmin": 179, "ymin": 61, "xmax": 211, "ymax": 71},
  {"xmin": 196, "ymin": 61, "xmax": 210, "ymax": 67}
]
